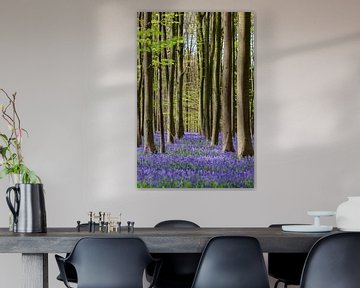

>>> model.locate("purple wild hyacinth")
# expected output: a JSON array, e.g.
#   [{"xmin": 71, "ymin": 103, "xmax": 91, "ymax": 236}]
[{"xmin": 137, "ymin": 132, "xmax": 254, "ymax": 188}]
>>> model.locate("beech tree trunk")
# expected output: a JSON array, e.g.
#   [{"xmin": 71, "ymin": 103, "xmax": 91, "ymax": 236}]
[
  {"xmin": 143, "ymin": 12, "xmax": 157, "ymax": 153},
  {"xmin": 211, "ymin": 12, "xmax": 221, "ymax": 146},
  {"xmin": 176, "ymin": 12, "xmax": 185, "ymax": 139},
  {"xmin": 167, "ymin": 13, "xmax": 177, "ymax": 144},
  {"xmin": 231, "ymin": 13, "xmax": 236, "ymax": 138},
  {"xmin": 137, "ymin": 45, "xmax": 143, "ymax": 147},
  {"xmin": 237, "ymin": 12, "xmax": 254, "ymax": 157},
  {"xmin": 158, "ymin": 12, "xmax": 165, "ymax": 153},
  {"xmin": 197, "ymin": 12, "xmax": 205, "ymax": 135},
  {"xmin": 222, "ymin": 12, "xmax": 235, "ymax": 152},
  {"xmin": 203, "ymin": 13, "xmax": 211, "ymax": 140},
  {"xmin": 137, "ymin": 12, "xmax": 144, "ymax": 147}
]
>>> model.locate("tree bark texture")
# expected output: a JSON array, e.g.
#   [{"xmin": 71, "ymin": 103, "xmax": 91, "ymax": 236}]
[
  {"xmin": 158, "ymin": 12, "xmax": 165, "ymax": 153},
  {"xmin": 137, "ymin": 12, "xmax": 144, "ymax": 147},
  {"xmin": 167, "ymin": 13, "xmax": 177, "ymax": 144},
  {"xmin": 211, "ymin": 12, "xmax": 222, "ymax": 146},
  {"xmin": 143, "ymin": 12, "xmax": 157, "ymax": 153},
  {"xmin": 222, "ymin": 12, "xmax": 235, "ymax": 152},
  {"xmin": 203, "ymin": 13, "xmax": 211, "ymax": 140},
  {"xmin": 237, "ymin": 12, "xmax": 254, "ymax": 157},
  {"xmin": 176, "ymin": 12, "xmax": 185, "ymax": 139},
  {"xmin": 197, "ymin": 12, "xmax": 205, "ymax": 135}
]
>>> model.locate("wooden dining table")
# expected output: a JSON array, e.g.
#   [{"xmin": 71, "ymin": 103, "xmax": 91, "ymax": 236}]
[{"xmin": 0, "ymin": 226, "xmax": 339, "ymax": 288}]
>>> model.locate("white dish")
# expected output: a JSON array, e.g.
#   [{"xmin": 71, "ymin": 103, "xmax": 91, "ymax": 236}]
[
  {"xmin": 282, "ymin": 225, "xmax": 333, "ymax": 233},
  {"xmin": 307, "ymin": 211, "xmax": 336, "ymax": 217},
  {"xmin": 338, "ymin": 227, "xmax": 360, "ymax": 232}
]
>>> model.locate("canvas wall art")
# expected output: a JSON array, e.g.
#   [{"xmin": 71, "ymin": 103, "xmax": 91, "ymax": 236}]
[{"xmin": 137, "ymin": 12, "xmax": 255, "ymax": 188}]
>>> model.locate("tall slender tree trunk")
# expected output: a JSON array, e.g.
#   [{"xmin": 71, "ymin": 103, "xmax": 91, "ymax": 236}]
[
  {"xmin": 137, "ymin": 12, "xmax": 144, "ymax": 147},
  {"xmin": 137, "ymin": 80, "xmax": 143, "ymax": 146},
  {"xmin": 158, "ymin": 12, "xmax": 165, "ymax": 153},
  {"xmin": 203, "ymin": 13, "xmax": 211, "ymax": 140},
  {"xmin": 237, "ymin": 12, "xmax": 254, "ymax": 157},
  {"xmin": 185, "ymin": 62, "xmax": 189, "ymax": 132},
  {"xmin": 185, "ymin": 41, "xmax": 190, "ymax": 132},
  {"xmin": 143, "ymin": 12, "xmax": 157, "ymax": 153},
  {"xmin": 211, "ymin": 12, "xmax": 222, "ymax": 146},
  {"xmin": 161, "ymin": 17, "xmax": 170, "ymax": 88},
  {"xmin": 250, "ymin": 65, "xmax": 255, "ymax": 137},
  {"xmin": 222, "ymin": 12, "xmax": 235, "ymax": 152},
  {"xmin": 208, "ymin": 13, "xmax": 216, "ymax": 139},
  {"xmin": 231, "ymin": 13, "xmax": 237, "ymax": 138},
  {"xmin": 176, "ymin": 12, "xmax": 185, "ymax": 139},
  {"xmin": 161, "ymin": 13, "xmax": 169, "ymax": 140},
  {"xmin": 137, "ymin": 50, "xmax": 143, "ymax": 147},
  {"xmin": 167, "ymin": 13, "xmax": 177, "ymax": 144},
  {"xmin": 197, "ymin": 12, "xmax": 205, "ymax": 135},
  {"xmin": 153, "ymin": 90, "xmax": 157, "ymax": 133}
]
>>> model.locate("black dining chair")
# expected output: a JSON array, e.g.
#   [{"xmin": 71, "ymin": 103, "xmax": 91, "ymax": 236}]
[
  {"xmin": 147, "ymin": 220, "xmax": 201, "ymax": 288},
  {"xmin": 191, "ymin": 236, "xmax": 270, "ymax": 288},
  {"xmin": 56, "ymin": 223, "xmax": 99, "ymax": 284},
  {"xmin": 56, "ymin": 262, "xmax": 77, "ymax": 284},
  {"xmin": 55, "ymin": 237, "xmax": 161, "ymax": 288},
  {"xmin": 268, "ymin": 224, "xmax": 308, "ymax": 288},
  {"xmin": 300, "ymin": 232, "xmax": 360, "ymax": 288}
]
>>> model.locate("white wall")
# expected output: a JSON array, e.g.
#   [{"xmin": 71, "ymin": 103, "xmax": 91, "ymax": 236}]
[{"xmin": 0, "ymin": 0, "xmax": 360, "ymax": 287}]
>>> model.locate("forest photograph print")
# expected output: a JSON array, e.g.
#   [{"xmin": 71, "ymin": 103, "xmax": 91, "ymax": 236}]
[{"xmin": 137, "ymin": 12, "xmax": 255, "ymax": 188}]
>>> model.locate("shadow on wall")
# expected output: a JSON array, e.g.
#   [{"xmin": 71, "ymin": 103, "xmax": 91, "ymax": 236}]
[
  {"xmin": 257, "ymin": 12, "xmax": 360, "ymax": 215},
  {"xmin": 262, "ymin": 31, "xmax": 360, "ymax": 63}
]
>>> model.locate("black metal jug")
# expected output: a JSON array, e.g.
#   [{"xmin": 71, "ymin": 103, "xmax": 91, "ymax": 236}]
[{"xmin": 6, "ymin": 183, "xmax": 47, "ymax": 233}]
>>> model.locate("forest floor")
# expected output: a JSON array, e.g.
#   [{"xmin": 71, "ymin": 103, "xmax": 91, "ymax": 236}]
[{"xmin": 137, "ymin": 132, "xmax": 254, "ymax": 188}]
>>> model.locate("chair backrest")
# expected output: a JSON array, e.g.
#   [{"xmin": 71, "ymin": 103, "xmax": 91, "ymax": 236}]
[
  {"xmin": 191, "ymin": 236, "xmax": 270, "ymax": 288},
  {"xmin": 155, "ymin": 219, "xmax": 200, "ymax": 228},
  {"xmin": 268, "ymin": 224, "xmax": 308, "ymax": 285},
  {"xmin": 300, "ymin": 232, "xmax": 360, "ymax": 288},
  {"xmin": 150, "ymin": 220, "xmax": 201, "ymax": 286},
  {"xmin": 66, "ymin": 237, "xmax": 154, "ymax": 288}
]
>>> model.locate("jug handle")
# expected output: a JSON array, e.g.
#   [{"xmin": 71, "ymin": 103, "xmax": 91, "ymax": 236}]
[{"xmin": 6, "ymin": 186, "xmax": 20, "ymax": 224}]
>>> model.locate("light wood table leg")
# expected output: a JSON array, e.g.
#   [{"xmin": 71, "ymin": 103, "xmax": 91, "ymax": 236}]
[{"xmin": 22, "ymin": 253, "xmax": 48, "ymax": 288}]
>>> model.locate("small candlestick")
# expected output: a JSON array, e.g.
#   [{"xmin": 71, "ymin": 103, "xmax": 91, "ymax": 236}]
[
  {"xmin": 127, "ymin": 221, "xmax": 135, "ymax": 233},
  {"xmin": 105, "ymin": 222, "xmax": 110, "ymax": 233},
  {"xmin": 88, "ymin": 212, "xmax": 93, "ymax": 232},
  {"xmin": 77, "ymin": 221, "xmax": 81, "ymax": 232}
]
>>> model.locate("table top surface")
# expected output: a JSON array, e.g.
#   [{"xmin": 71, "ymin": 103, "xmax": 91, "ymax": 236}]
[{"xmin": 0, "ymin": 226, "xmax": 341, "ymax": 254}]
